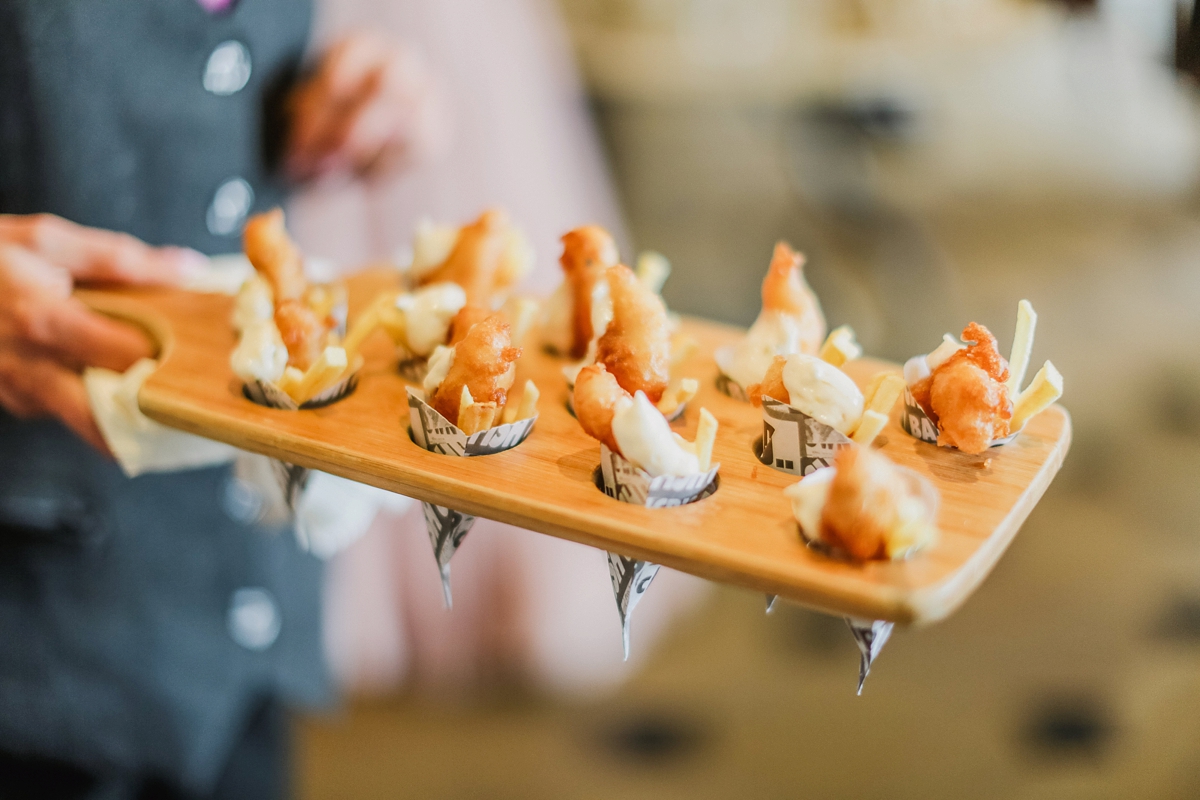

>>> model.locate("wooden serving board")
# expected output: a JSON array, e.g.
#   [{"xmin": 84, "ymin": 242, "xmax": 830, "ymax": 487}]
[{"xmin": 81, "ymin": 269, "xmax": 1071, "ymax": 626}]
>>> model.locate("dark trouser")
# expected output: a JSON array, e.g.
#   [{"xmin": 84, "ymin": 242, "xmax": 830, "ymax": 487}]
[{"xmin": 0, "ymin": 698, "xmax": 288, "ymax": 800}]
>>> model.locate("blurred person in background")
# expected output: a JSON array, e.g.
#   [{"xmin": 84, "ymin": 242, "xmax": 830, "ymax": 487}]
[{"xmin": 0, "ymin": 1, "xmax": 705, "ymax": 797}]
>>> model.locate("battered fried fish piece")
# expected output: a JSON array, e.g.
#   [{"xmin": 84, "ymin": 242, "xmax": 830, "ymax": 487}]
[
  {"xmin": 244, "ymin": 209, "xmax": 307, "ymax": 302},
  {"xmin": 446, "ymin": 304, "xmax": 490, "ymax": 346},
  {"xmin": 761, "ymin": 241, "xmax": 825, "ymax": 352},
  {"xmin": 428, "ymin": 313, "xmax": 522, "ymax": 426},
  {"xmin": 594, "ymin": 264, "xmax": 671, "ymax": 404},
  {"xmin": 922, "ymin": 322, "xmax": 1012, "ymax": 454},
  {"xmin": 747, "ymin": 355, "xmax": 788, "ymax": 407},
  {"xmin": 417, "ymin": 209, "xmax": 529, "ymax": 307},
  {"xmin": 820, "ymin": 445, "xmax": 936, "ymax": 561},
  {"xmin": 274, "ymin": 298, "xmax": 331, "ymax": 372},
  {"xmin": 572, "ymin": 363, "xmax": 629, "ymax": 453},
  {"xmin": 560, "ymin": 225, "xmax": 619, "ymax": 359}
]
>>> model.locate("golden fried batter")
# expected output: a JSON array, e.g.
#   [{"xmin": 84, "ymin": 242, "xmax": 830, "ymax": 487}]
[
  {"xmin": 446, "ymin": 304, "xmax": 490, "ymax": 346},
  {"xmin": 747, "ymin": 355, "xmax": 788, "ymax": 407},
  {"xmin": 244, "ymin": 209, "xmax": 307, "ymax": 302},
  {"xmin": 572, "ymin": 363, "xmax": 629, "ymax": 452},
  {"xmin": 761, "ymin": 241, "xmax": 825, "ymax": 353},
  {"xmin": 594, "ymin": 264, "xmax": 671, "ymax": 404},
  {"xmin": 560, "ymin": 225, "xmax": 618, "ymax": 359},
  {"xmin": 927, "ymin": 322, "xmax": 1012, "ymax": 454},
  {"xmin": 274, "ymin": 298, "xmax": 330, "ymax": 372},
  {"xmin": 417, "ymin": 209, "xmax": 511, "ymax": 306},
  {"xmin": 820, "ymin": 445, "xmax": 933, "ymax": 561},
  {"xmin": 429, "ymin": 313, "xmax": 522, "ymax": 426}
]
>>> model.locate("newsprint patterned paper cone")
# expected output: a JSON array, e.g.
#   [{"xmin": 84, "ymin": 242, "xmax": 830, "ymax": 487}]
[
  {"xmin": 597, "ymin": 444, "xmax": 719, "ymax": 508},
  {"xmin": 846, "ymin": 617, "xmax": 894, "ymax": 695},
  {"xmin": 241, "ymin": 372, "xmax": 359, "ymax": 511},
  {"xmin": 406, "ymin": 387, "xmax": 537, "ymax": 606},
  {"xmin": 608, "ymin": 552, "xmax": 661, "ymax": 661},
  {"xmin": 596, "ymin": 444, "xmax": 718, "ymax": 657},
  {"xmin": 396, "ymin": 354, "xmax": 429, "ymax": 383},
  {"xmin": 712, "ymin": 345, "xmax": 750, "ymax": 402},
  {"xmin": 757, "ymin": 397, "xmax": 852, "ymax": 477},
  {"xmin": 422, "ymin": 502, "xmax": 475, "ymax": 608}
]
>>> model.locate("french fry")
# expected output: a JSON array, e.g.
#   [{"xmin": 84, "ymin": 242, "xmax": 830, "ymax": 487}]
[
  {"xmin": 694, "ymin": 407, "xmax": 718, "ymax": 471},
  {"xmin": 503, "ymin": 296, "xmax": 540, "ymax": 350},
  {"xmin": 851, "ymin": 410, "xmax": 888, "ymax": 446},
  {"xmin": 459, "ymin": 385, "xmax": 474, "ymax": 413},
  {"xmin": 635, "ymin": 251, "xmax": 671, "ymax": 295},
  {"xmin": 514, "ymin": 380, "xmax": 540, "ymax": 421},
  {"xmin": 501, "ymin": 380, "xmax": 540, "ymax": 424},
  {"xmin": 276, "ymin": 366, "xmax": 304, "ymax": 396},
  {"xmin": 864, "ymin": 373, "xmax": 905, "ymax": 418},
  {"xmin": 672, "ymin": 433, "xmax": 697, "ymax": 455},
  {"xmin": 1011, "ymin": 360, "xmax": 1062, "ymax": 432},
  {"xmin": 458, "ymin": 402, "xmax": 498, "ymax": 435},
  {"xmin": 818, "ymin": 325, "xmax": 862, "ymax": 368},
  {"xmin": 288, "ymin": 346, "xmax": 349, "ymax": 405},
  {"xmin": 378, "ymin": 302, "xmax": 408, "ymax": 346},
  {"xmin": 342, "ymin": 292, "xmax": 397, "ymax": 363},
  {"xmin": 656, "ymin": 377, "xmax": 699, "ymax": 417},
  {"xmin": 1005, "ymin": 299, "xmax": 1037, "ymax": 394}
]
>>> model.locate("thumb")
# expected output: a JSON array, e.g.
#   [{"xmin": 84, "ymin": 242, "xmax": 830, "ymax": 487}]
[{"xmin": 0, "ymin": 213, "xmax": 208, "ymax": 287}]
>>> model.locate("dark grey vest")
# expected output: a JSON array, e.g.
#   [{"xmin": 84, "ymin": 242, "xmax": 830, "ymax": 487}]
[{"xmin": 0, "ymin": 0, "xmax": 330, "ymax": 791}]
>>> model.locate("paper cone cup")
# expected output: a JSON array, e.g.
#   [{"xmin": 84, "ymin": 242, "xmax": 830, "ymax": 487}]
[
  {"xmin": 900, "ymin": 357, "xmax": 1016, "ymax": 450},
  {"xmin": 713, "ymin": 345, "xmax": 750, "ymax": 402},
  {"xmin": 595, "ymin": 447, "xmax": 717, "ymax": 657},
  {"xmin": 597, "ymin": 444, "xmax": 719, "ymax": 508},
  {"xmin": 242, "ymin": 370, "xmax": 359, "ymax": 411},
  {"xmin": 756, "ymin": 397, "xmax": 852, "ymax": 477},
  {"xmin": 407, "ymin": 387, "xmax": 538, "ymax": 603},
  {"xmin": 422, "ymin": 501, "xmax": 476, "ymax": 609},
  {"xmin": 845, "ymin": 617, "xmax": 894, "ymax": 695},
  {"xmin": 607, "ymin": 551, "xmax": 661, "ymax": 661},
  {"xmin": 241, "ymin": 369, "xmax": 359, "ymax": 513},
  {"xmin": 396, "ymin": 353, "xmax": 429, "ymax": 384}
]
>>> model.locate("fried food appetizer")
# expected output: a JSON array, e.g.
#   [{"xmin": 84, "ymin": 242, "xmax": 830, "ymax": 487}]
[
  {"xmin": 574, "ymin": 364, "xmax": 718, "ymax": 477},
  {"xmin": 447, "ymin": 304, "xmax": 491, "ymax": 346},
  {"xmin": 594, "ymin": 264, "xmax": 672, "ymax": 404},
  {"xmin": 903, "ymin": 301, "xmax": 1062, "ymax": 452},
  {"xmin": 748, "ymin": 353, "xmax": 903, "ymax": 445},
  {"xmin": 784, "ymin": 444, "xmax": 938, "ymax": 561},
  {"xmin": 719, "ymin": 241, "xmax": 826, "ymax": 390},
  {"xmin": 243, "ymin": 208, "xmax": 307, "ymax": 302},
  {"xmin": 414, "ymin": 209, "xmax": 533, "ymax": 307},
  {"xmin": 426, "ymin": 313, "xmax": 522, "ymax": 426},
  {"xmin": 573, "ymin": 363, "xmax": 626, "ymax": 452},
  {"xmin": 274, "ymin": 298, "xmax": 334, "ymax": 373},
  {"xmin": 559, "ymin": 225, "xmax": 620, "ymax": 358},
  {"xmin": 909, "ymin": 322, "xmax": 1012, "ymax": 454}
]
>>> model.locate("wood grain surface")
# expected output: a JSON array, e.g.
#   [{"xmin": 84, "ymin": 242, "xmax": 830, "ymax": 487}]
[{"xmin": 80, "ymin": 269, "xmax": 1071, "ymax": 626}]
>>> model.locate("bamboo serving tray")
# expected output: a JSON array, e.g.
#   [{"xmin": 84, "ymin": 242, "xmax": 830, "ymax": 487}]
[{"xmin": 81, "ymin": 269, "xmax": 1071, "ymax": 625}]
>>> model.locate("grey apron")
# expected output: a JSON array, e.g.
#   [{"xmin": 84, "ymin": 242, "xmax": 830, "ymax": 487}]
[{"xmin": 0, "ymin": 0, "xmax": 330, "ymax": 792}]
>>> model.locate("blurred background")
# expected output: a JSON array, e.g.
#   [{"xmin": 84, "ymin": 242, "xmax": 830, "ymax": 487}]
[{"xmin": 297, "ymin": 0, "xmax": 1200, "ymax": 797}]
